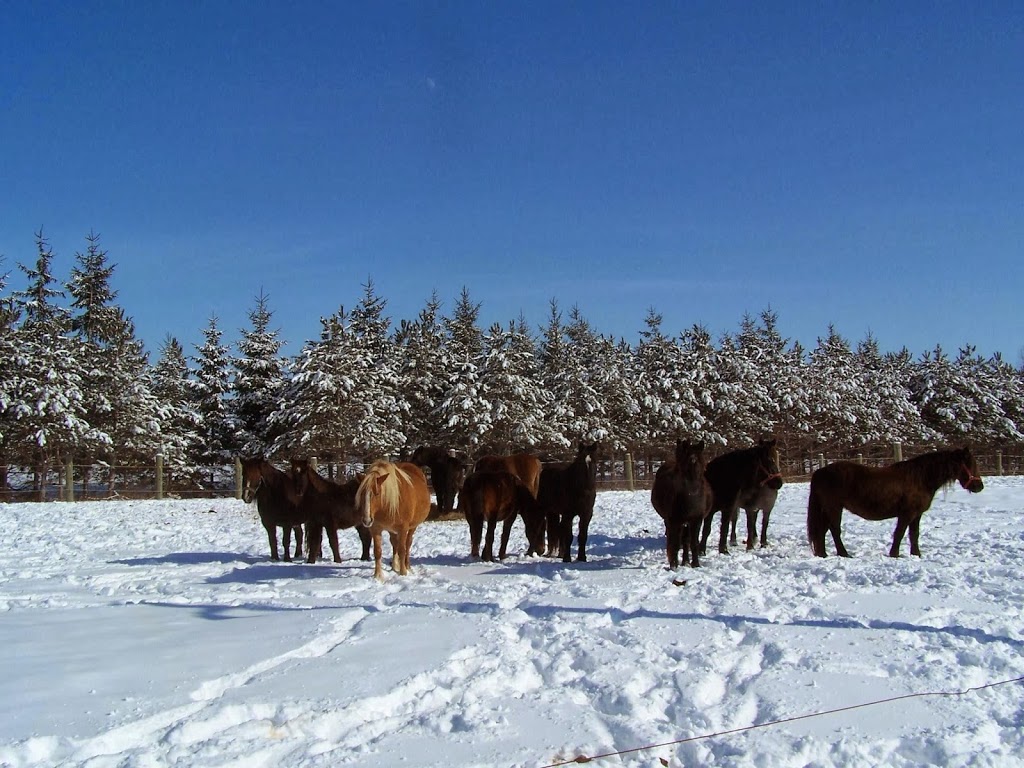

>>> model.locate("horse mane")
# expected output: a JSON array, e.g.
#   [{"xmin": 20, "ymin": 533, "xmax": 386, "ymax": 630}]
[
  {"xmin": 357, "ymin": 460, "xmax": 412, "ymax": 518},
  {"xmin": 895, "ymin": 448, "xmax": 963, "ymax": 493}
]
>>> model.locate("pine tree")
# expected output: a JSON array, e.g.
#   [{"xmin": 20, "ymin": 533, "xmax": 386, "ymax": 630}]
[
  {"xmin": 152, "ymin": 335, "xmax": 202, "ymax": 485},
  {"xmin": 437, "ymin": 288, "xmax": 490, "ymax": 454},
  {"xmin": 395, "ymin": 292, "xmax": 452, "ymax": 451},
  {"xmin": 232, "ymin": 290, "xmax": 288, "ymax": 456},
  {"xmin": 8, "ymin": 231, "xmax": 90, "ymax": 495},
  {"xmin": 806, "ymin": 325, "xmax": 873, "ymax": 449},
  {"xmin": 634, "ymin": 309, "xmax": 702, "ymax": 445},
  {"xmin": 188, "ymin": 315, "xmax": 236, "ymax": 475}
]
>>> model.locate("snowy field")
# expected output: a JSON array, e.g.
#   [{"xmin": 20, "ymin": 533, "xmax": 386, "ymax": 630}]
[{"xmin": 1, "ymin": 477, "xmax": 1022, "ymax": 767}]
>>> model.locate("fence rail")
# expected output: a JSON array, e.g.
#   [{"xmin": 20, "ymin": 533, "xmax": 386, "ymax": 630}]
[{"xmin": 1, "ymin": 445, "xmax": 1020, "ymax": 503}]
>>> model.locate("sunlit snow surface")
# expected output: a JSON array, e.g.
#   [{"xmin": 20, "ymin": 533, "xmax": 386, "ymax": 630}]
[{"xmin": 1, "ymin": 478, "xmax": 1022, "ymax": 767}]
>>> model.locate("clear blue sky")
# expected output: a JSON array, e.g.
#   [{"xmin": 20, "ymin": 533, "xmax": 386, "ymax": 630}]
[{"xmin": 2, "ymin": 1, "xmax": 1022, "ymax": 362}]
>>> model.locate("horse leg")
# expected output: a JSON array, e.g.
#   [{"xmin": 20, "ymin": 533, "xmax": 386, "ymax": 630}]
[
  {"xmin": 282, "ymin": 525, "xmax": 294, "ymax": 561},
  {"xmin": 729, "ymin": 509, "xmax": 739, "ymax": 547},
  {"xmin": 305, "ymin": 522, "xmax": 322, "ymax": 564},
  {"xmin": 263, "ymin": 520, "xmax": 280, "ymax": 561},
  {"xmin": 575, "ymin": 510, "xmax": 592, "ymax": 563},
  {"xmin": 559, "ymin": 512, "xmax": 575, "ymax": 563},
  {"xmin": 759, "ymin": 509, "xmax": 771, "ymax": 548},
  {"xmin": 372, "ymin": 532, "xmax": 385, "ymax": 581},
  {"xmin": 388, "ymin": 530, "xmax": 402, "ymax": 573},
  {"xmin": 827, "ymin": 508, "xmax": 850, "ymax": 557},
  {"xmin": 483, "ymin": 517, "xmax": 498, "ymax": 562},
  {"xmin": 327, "ymin": 526, "xmax": 341, "ymax": 563},
  {"xmin": 402, "ymin": 527, "xmax": 417, "ymax": 575},
  {"xmin": 687, "ymin": 518, "xmax": 702, "ymax": 567},
  {"xmin": 718, "ymin": 505, "xmax": 734, "ymax": 554},
  {"xmin": 498, "ymin": 515, "xmax": 515, "ymax": 560},
  {"xmin": 665, "ymin": 522, "xmax": 680, "ymax": 569},
  {"xmin": 744, "ymin": 509, "xmax": 757, "ymax": 550},
  {"xmin": 889, "ymin": 517, "xmax": 910, "ymax": 558},
  {"xmin": 908, "ymin": 515, "xmax": 922, "ymax": 557},
  {"xmin": 469, "ymin": 513, "xmax": 483, "ymax": 558},
  {"xmin": 357, "ymin": 526, "xmax": 372, "ymax": 561},
  {"xmin": 699, "ymin": 513, "xmax": 714, "ymax": 556},
  {"xmin": 545, "ymin": 510, "xmax": 561, "ymax": 558}
]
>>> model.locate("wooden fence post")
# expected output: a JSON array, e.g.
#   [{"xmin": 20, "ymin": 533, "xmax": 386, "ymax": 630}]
[
  {"xmin": 625, "ymin": 453, "xmax": 635, "ymax": 491},
  {"xmin": 996, "ymin": 450, "xmax": 1003, "ymax": 475},
  {"xmin": 156, "ymin": 454, "xmax": 164, "ymax": 500},
  {"xmin": 893, "ymin": 443, "xmax": 903, "ymax": 462},
  {"xmin": 65, "ymin": 460, "xmax": 74, "ymax": 502},
  {"xmin": 234, "ymin": 457, "xmax": 243, "ymax": 500},
  {"xmin": 817, "ymin": 453, "xmax": 825, "ymax": 471},
  {"xmin": 857, "ymin": 453, "xmax": 863, "ymax": 465}
]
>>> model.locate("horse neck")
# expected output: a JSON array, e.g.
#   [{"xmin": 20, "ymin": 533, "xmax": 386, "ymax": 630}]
[{"xmin": 906, "ymin": 450, "xmax": 960, "ymax": 495}]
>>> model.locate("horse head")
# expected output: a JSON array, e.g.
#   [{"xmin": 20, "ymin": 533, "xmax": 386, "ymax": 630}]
[
  {"xmin": 673, "ymin": 439, "xmax": 707, "ymax": 479},
  {"xmin": 956, "ymin": 447, "xmax": 984, "ymax": 493},
  {"xmin": 756, "ymin": 439, "xmax": 784, "ymax": 490},
  {"xmin": 240, "ymin": 457, "xmax": 266, "ymax": 503}
]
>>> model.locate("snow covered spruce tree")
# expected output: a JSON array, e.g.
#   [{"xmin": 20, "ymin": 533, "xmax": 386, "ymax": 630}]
[
  {"xmin": 67, "ymin": 232, "xmax": 163, "ymax": 486},
  {"xmin": 854, "ymin": 336, "xmax": 931, "ymax": 447},
  {"xmin": 633, "ymin": 309, "xmax": 703, "ymax": 448},
  {"xmin": 7, "ymin": 231, "xmax": 90, "ymax": 497},
  {"xmin": 476, "ymin": 317, "xmax": 559, "ymax": 454},
  {"xmin": 805, "ymin": 325, "xmax": 879, "ymax": 451},
  {"xmin": 232, "ymin": 290, "xmax": 289, "ymax": 457},
  {"xmin": 436, "ymin": 287, "xmax": 491, "ymax": 453},
  {"xmin": 394, "ymin": 291, "xmax": 452, "ymax": 452},
  {"xmin": 152, "ymin": 335, "xmax": 203, "ymax": 488},
  {"xmin": 0, "ymin": 258, "xmax": 20, "ymax": 495},
  {"xmin": 188, "ymin": 315, "xmax": 237, "ymax": 484}
]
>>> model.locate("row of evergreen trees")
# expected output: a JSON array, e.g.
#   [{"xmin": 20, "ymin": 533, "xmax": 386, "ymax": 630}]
[{"xmin": 2, "ymin": 231, "xmax": 1022, "ymax": 492}]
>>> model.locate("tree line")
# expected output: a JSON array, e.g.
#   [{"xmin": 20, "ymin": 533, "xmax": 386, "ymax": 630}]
[{"xmin": 2, "ymin": 231, "xmax": 1022, "ymax": 496}]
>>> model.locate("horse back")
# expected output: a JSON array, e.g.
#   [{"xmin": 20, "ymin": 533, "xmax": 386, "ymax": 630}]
[
  {"xmin": 810, "ymin": 461, "xmax": 918, "ymax": 520},
  {"xmin": 475, "ymin": 453, "xmax": 541, "ymax": 497}
]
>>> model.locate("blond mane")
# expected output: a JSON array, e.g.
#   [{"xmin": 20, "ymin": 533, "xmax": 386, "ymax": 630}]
[{"xmin": 357, "ymin": 460, "xmax": 412, "ymax": 522}]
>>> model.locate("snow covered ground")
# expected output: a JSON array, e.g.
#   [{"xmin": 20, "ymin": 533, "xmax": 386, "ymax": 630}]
[{"xmin": 0, "ymin": 477, "xmax": 1022, "ymax": 767}]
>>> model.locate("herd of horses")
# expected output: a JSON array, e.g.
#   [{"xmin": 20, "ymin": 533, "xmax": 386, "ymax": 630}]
[{"xmin": 240, "ymin": 441, "xmax": 984, "ymax": 581}]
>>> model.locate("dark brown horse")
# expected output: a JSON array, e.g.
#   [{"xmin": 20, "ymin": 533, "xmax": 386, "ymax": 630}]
[
  {"xmin": 651, "ymin": 439, "xmax": 713, "ymax": 568},
  {"xmin": 356, "ymin": 460, "xmax": 432, "ymax": 580},
  {"xmin": 473, "ymin": 453, "xmax": 542, "ymax": 499},
  {"xmin": 289, "ymin": 459, "xmax": 371, "ymax": 564},
  {"xmin": 700, "ymin": 439, "xmax": 784, "ymax": 555},
  {"xmin": 459, "ymin": 470, "xmax": 544, "ymax": 561},
  {"xmin": 536, "ymin": 442, "xmax": 599, "ymax": 562},
  {"xmin": 409, "ymin": 446, "xmax": 466, "ymax": 517},
  {"xmin": 240, "ymin": 457, "xmax": 305, "ymax": 561},
  {"xmin": 808, "ymin": 446, "xmax": 984, "ymax": 558}
]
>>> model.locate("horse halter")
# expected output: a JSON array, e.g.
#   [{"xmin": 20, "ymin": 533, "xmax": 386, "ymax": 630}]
[
  {"xmin": 757, "ymin": 459, "xmax": 782, "ymax": 486},
  {"xmin": 959, "ymin": 463, "xmax": 983, "ymax": 488},
  {"xmin": 242, "ymin": 476, "xmax": 263, "ymax": 502}
]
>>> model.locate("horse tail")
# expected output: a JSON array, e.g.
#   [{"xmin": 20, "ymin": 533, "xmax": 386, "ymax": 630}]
[{"xmin": 806, "ymin": 476, "xmax": 826, "ymax": 557}]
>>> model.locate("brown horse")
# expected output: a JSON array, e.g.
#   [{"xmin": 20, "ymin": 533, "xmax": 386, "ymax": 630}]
[
  {"xmin": 807, "ymin": 446, "xmax": 984, "ymax": 558},
  {"xmin": 409, "ymin": 445, "xmax": 466, "ymax": 517},
  {"xmin": 356, "ymin": 460, "xmax": 432, "ymax": 580},
  {"xmin": 537, "ymin": 442, "xmax": 599, "ymax": 562},
  {"xmin": 700, "ymin": 439, "xmax": 784, "ymax": 555},
  {"xmin": 459, "ymin": 470, "xmax": 544, "ymax": 561},
  {"xmin": 289, "ymin": 459, "xmax": 371, "ymax": 564},
  {"xmin": 473, "ymin": 453, "xmax": 542, "ymax": 498},
  {"xmin": 651, "ymin": 439, "xmax": 713, "ymax": 568},
  {"xmin": 239, "ymin": 457, "xmax": 305, "ymax": 561}
]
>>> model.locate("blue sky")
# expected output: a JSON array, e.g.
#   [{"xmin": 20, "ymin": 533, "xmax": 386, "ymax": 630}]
[{"xmin": 2, "ymin": 1, "xmax": 1022, "ymax": 361}]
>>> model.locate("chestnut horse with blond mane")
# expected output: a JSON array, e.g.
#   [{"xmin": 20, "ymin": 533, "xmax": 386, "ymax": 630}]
[{"xmin": 356, "ymin": 460, "xmax": 432, "ymax": 580}]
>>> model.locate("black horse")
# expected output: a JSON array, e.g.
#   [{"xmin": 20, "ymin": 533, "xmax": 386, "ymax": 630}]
[
  {"xmin": 289, "ymin": 459, "xmax": 371, "ymax": 564},
  {"xmin": 409, "ymin": 445, "xmax": 466, "ymax": 518},
  {"xmin": 808, "ymin": 446, "xmax": 983, "ymax": 558},
  {"xmin": 239, "ymin": 457, "xmax": 305, "ymax": 561},
  {"xmin": 651, "ymin": 439, "xmax": 713, "ymax": 568},
  {"xmin": 536, "ymin": 442, "xmax": 599, "ymax": 562},
  {"xmin": 700, "ymin": 439, "xmax": 783, "ymax": 556}
]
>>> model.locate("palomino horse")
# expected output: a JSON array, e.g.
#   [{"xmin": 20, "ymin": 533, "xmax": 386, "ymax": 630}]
[
  {"xmin": 289, "ymin": 459, "xmax": 371, "ymax": 564},
  {"xmin": 808, "ymin": 446, "xmax": 984, "ymax": 558},
  {"xmin": 459, "ymin": 470, "xmax": 544, "ymax": 561},
  {"xmin": 536, "ymin": 442, "xmax": 599, "ymax": 562},
  {"xmin": 700, "ymin": 439, "xmax": 784, "ymax": 555},
  {"xmin": 409, "ymin": 445, "xmax": 466, "ymax": 517},
  {"xmin": 356, "ymin": 460, "xmax": 432, "ymax": 580},
  {"xmin": 239, "ymin": 457, "xmax": 305, "ymax": 561},
  {"xmin": 651, "ymin": 439, "xmax": 713, "ymax": 568}
]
